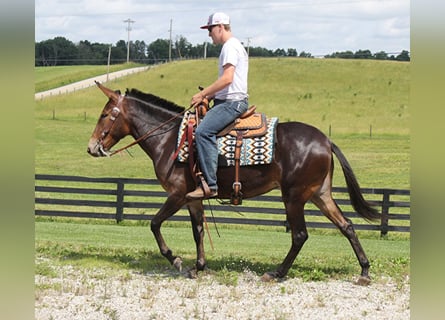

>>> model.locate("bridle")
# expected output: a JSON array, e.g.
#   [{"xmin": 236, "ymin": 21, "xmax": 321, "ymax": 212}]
[
  {"xmin": 97, "ymin": 94, "xmax": 192, "ymax": 157},
  {"xmin": 95, "ymin": 95, "xmax": 123, "ymax": 156}
]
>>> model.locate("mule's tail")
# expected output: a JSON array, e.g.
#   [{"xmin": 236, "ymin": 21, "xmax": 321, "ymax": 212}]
[{"xmin": 331, "ymin": 142, "xmax": 380, "ymax": 221}]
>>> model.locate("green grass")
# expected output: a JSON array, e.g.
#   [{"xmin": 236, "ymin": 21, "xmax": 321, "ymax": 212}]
[
  {"xmin": 35, "ymin": 58, "xmax": 410, "ymax": 189},
  {"xmin": 35, "ymin": 59, "xmax": 410, "ymax": 284},
  {"xmin": 35, "ymin": 62, "xmax": 144, "ymax": 93},
  {"xmin": 35, "ymin": 219, "xmax": 409, "ymax": 283}
]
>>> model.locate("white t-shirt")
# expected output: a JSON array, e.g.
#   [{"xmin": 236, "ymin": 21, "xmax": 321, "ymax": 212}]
[{"xmin": 215, "ymin": 37, "xmax": 249, "ymax": 101}]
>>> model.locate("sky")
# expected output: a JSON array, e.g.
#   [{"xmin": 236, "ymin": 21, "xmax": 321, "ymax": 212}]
[{"xmin": 35, "ymin": 0, "xmax": 410, "ymax": 57}]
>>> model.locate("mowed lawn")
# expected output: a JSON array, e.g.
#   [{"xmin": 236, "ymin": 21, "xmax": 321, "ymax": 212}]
[
  {"xmin": 35, "ymin": 58, "xmax": 410, "ymax": 188},
  {"xmin": 35, "ymin": 219, "xmax": 409, "ymax": 283},
  {"xmin": 35, "ymin": 58, "xmax": 410, "ymax": 282}
]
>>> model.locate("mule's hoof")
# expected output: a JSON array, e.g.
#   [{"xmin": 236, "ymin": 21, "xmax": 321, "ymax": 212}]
[
  {"xmin": 173, "ymin": 257, "xmax": 183, "ymax": 272},
  {"xmin": 355, "ymin": 276, "xmax": 371, "ymax": 286},
  {"xmin": 261, "ymin": 272, "xmax": 276, "ymax": 282},
  {"xmin": 187, "ymin": 268, "xmax": 198, "ymax": 279}
]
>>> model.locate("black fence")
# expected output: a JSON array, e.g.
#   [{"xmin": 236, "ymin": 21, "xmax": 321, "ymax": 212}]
[{"xmin": 35, "ymin": 174, "xmax": 410, "ymax": 236}]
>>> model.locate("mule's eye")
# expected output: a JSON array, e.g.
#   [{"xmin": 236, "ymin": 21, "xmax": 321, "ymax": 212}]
[{"xmin": 100, "ymin": 113, "xmax": 107, "ymax": 119}]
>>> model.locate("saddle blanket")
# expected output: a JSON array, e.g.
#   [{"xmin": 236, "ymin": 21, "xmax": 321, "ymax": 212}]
[{"xmin": 175, "ymin": 112, "xmax": 278, "ymax": 167}]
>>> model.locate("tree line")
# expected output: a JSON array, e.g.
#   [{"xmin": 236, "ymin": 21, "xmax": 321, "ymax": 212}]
[{"xmin": 35, "ymin": 36, "xmax": 410, "ymax": 66}]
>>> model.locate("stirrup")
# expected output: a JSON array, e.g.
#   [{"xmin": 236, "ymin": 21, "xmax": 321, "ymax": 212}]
[{"xmin": 196, "ymin": 172, "xmax": 212, "ymax": 197}]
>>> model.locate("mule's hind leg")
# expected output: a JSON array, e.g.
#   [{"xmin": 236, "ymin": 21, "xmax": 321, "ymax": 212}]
[
  {"xmin": 311, "ymin": 191, "xmax": 372, "ymax": 285},
  {"xmin": 262, "ymin": 201, "xmax": 308, "ymax": 282}
]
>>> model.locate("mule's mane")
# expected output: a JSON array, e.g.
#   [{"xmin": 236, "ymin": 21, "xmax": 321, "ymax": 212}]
[{"xmin": 125, "ymin": 88, "xmax": 185, "ymax": 114}]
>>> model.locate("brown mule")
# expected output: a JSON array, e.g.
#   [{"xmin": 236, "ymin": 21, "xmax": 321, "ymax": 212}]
[{"xmin": 87, "ymin": 82, "xmax": 379, "ymax": 284}]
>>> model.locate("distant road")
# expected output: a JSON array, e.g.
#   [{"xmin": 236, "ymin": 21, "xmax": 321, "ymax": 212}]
[{"xmin": 35, "ymin": 66, "xmax": 150, "ymax": 100}]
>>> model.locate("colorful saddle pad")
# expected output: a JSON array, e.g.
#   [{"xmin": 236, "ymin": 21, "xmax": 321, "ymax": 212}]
[{"xmin": 175, "ymin": 111, "xmax": 278, "ymax": 167}]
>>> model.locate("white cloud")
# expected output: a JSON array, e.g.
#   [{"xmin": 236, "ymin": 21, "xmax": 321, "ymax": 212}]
[
  {"xmin": 35, "ymin": 0, "xmax": 410, "ymax": 55},
  {"xmin": 378, "ymin": 17, "xmax": 410, "ymax": 38}
]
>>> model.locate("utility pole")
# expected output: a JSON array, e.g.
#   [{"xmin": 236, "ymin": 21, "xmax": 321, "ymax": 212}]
[
  {"xmin": 246, "ymin": 37, "xmax": 251, "ymax": 56},
  {"xmin": 168, "ymin": 19, "xmax": 173, "ymax": 62},
  {"xmin": 107, "ymin": 45, "xmax": 111, "ymax": 81},
  {"xmin": 124, "ymin": 18, "xmax": 135, "ymax": 63}
]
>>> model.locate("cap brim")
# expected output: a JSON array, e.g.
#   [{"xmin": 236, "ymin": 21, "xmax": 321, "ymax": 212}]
[{"xmin": 200, "ymin": 25, "xmax": 210, "ymax": 29}]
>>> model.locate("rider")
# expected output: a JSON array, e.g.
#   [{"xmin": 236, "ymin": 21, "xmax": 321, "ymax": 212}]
[{"xmin": 186, "ymin": 12, "xmax": 249, "ymax": 200}]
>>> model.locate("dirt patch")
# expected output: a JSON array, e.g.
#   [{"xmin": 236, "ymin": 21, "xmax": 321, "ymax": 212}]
[{"xmin": 35, "ymin": 263, "xmax": 409, "ymax": 320}]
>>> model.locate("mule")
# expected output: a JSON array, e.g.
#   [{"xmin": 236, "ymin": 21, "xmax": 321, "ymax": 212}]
[{"xmin": 87, "ymin": 82, "xmax": 380, "ymax": 285}]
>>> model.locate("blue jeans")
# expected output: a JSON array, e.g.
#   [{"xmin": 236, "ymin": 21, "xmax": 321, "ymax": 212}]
[{"xmin": 195, "ymin": 99, "xmax": 248, "ymax": 191}]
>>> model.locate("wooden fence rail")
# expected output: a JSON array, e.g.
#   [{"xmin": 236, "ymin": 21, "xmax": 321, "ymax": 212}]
[{"xmin": 35, "ymin": 174, "xmax": 410, "ymax": 236}]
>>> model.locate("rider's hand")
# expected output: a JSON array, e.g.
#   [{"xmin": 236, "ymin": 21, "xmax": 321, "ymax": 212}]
[{"xmin": 190, "ymin": 92, "xmax": 205, "ymax": 108}]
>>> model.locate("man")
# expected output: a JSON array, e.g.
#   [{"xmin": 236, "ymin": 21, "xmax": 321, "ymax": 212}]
[{"xmin": 186, "ymin": 12, "xmax": 249, "ymax": 199}]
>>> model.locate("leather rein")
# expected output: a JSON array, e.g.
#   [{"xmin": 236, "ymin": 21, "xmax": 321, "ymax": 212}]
[{"xmin": 99, "ymin": 95, "xmax": 193, "ymax": 157}]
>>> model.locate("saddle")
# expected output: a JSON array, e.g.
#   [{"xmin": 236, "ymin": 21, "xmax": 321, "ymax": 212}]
[
  {"xmin": 217, "ymin": 106, "xmax": 267, "ymax": 138},
  {"xmin": 219, "ymin": 106, "xmax": 267, "ymax": 205},
  {"xmin": 176, "ymin": 103, "xmax": 267, "ymax": 205}
]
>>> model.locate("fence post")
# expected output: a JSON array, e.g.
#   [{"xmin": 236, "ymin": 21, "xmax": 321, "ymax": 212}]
[
  {"xmin": 116, "ymin": 180, "xmax": 124, "ymax": 223},
  {"xmin": 380, "ymin": 190, "xmax": 390, "ymax": 237}
]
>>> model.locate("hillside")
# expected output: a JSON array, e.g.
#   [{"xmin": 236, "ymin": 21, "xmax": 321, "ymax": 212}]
[
  {"xmin": 35, "ymin": 58, "xmax": 410, "ymax": 188},
  {"xmin": 111, "ymin": 58, "xmax": 409, "ymax": 135},
  {"xmin": 35, "ymin": 63, "xmax": 144, "ymax": 93}
]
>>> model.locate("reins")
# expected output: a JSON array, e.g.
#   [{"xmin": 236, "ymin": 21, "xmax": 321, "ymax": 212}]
[
  {"xmin": 107, "ymin": 96, "xmax": 193, "ymax": 157},
  {"xmin": 102, "ymin": 94, "xmax": 220, "ymax": 248}
]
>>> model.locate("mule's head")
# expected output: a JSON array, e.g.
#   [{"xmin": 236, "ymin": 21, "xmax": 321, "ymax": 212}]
[{"xmin": 87, "ymin": 81, "xmax": 131, "ymax": 157}]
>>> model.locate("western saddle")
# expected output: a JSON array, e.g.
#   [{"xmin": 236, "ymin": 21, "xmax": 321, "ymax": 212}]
[{"xmin": 179, "ymin": 99, "xmax": 268, "ymax": 205}]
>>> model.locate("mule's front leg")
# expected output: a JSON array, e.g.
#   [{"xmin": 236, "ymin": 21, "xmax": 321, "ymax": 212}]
[
  {"xmin": 187, "ymin": 201, "xmax": 207, "ymax": 277},
  {"xmin": 150, "ymin": 196, "xmax": 186, "ymax": 271}
]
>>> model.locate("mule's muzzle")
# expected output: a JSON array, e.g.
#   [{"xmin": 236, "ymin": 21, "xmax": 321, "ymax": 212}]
[{"xmin": 87, "ymin": 139, "xmax": 110, "ymax": 157}]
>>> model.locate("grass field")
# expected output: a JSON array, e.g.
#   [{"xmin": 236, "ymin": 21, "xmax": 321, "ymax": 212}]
[
  {"xmin": 35, "ymin": 58, "xmax": 409, "ymax": 189},
  {"xmin": 35, "ymin": 59, "xmax": 410, "ymax": 283},
  {"xmin": 35, "ymin": 62, "xmax": 144, "ymax": 93},
  {"xmin": 35, "ymin": 219, "xmax": 409, "ymax": 283}
]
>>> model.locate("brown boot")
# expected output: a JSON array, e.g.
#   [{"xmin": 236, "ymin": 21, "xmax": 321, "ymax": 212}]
[{"xmin": 186, "ymin": 186, "xmax": 218, "ymax": 199}]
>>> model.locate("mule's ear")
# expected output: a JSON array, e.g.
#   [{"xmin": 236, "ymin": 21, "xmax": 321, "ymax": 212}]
[{"xmin": 95, "ymin": 80, "xmax": 120, "ymax": 102}]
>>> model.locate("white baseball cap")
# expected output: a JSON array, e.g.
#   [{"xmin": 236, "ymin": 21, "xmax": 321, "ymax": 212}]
[{"xmin": 200, "ymin": 12, "xmax": 230, "ymax": 29}]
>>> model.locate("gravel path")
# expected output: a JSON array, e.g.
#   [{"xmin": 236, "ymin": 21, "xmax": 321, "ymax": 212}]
[
  {"xmin": 34, "ymin": 66, "xmax": 150, "ymax": 100},
  {"xmin": 35, "ymin": 261, "xmax": 410, "ymax": 320}
]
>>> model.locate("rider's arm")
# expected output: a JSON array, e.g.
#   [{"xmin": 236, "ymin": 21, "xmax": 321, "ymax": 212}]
[{"xmin": 191, "ymin": 64, "xmax": 235, "ymax": 107}]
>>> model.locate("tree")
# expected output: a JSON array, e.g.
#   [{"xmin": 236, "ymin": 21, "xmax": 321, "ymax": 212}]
[
  {"xmin": 189, "ymin": 42, "xmax": 206, "ymax": 58},
  {"xmin": 324, "ymin": 50, "xmax": 354, "ymax": 59},
  {"xmin": 374, "ymin": 51, "xmax": 388, "ymax": 60},
  {"xmin": 77, "ymin": 40, "xmax": 110, "ymax": 65},
  {"xmin": 395, "ymin": 50, "xmax": 410, "ymax": 61},
  {"xmin": 248, "ymin": 46, "xmax": 274, "ymax": 57},
  {"xmin": 354, "ymin": 49, "xmax": 373, "ymax": 59},
  {"xmin": 35, "ymin": 36, "xmax": 77, "ymax": 66},
  {"xmin": 35, "ymin": 35, "xmax": 410, "ymax": 65},
  {"xmin": 205, "ymin": 43, "xmax": 222, "ymax": 58},
  {"xmin": 35, "ymin": 41, "xmax": 51, "ymax": 66},
  {"xmin": 90, "ymin": 42, "xmax": 111, "ymax": 64},
  {"xmin": 299, "ymin": 51, "xmax": 312, "ymax": 58},
  {"xmin": 147, "ymin": 39, "xmax": 170, "ymax": 62},
  {"xmin": 174, "ymin": 36, "xmax": 192, "ymax": 59},
  {"xmin": 113, "ymin": 40, "xmax": 128, "ymax": 63},
  {"xmin": 274, "ymin": 48, "xmax": 286, "ymax": 57},
  {"xmin": 77, "ymin": 40, "xmax": 93, "ymax": 64},
  {"xmin": 132, "ymin": 40, "xmax": 148, "ymax": 63},
  {"xmin": 338, "ymin": 51, "xmax": 354, "ymax": 59},
  {"xmin": 287, "ymin": 48, "xmax": 298, "ymax": 57}
]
